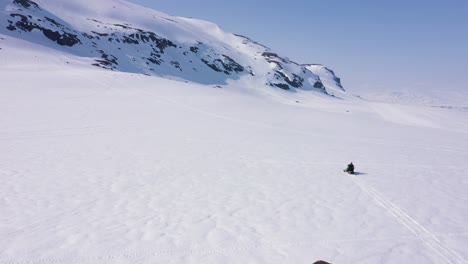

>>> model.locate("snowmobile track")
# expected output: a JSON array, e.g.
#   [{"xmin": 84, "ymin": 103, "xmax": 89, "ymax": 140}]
[{"xmin": 352, "ymin": 176, "xmax": 466, "ymax": 263}]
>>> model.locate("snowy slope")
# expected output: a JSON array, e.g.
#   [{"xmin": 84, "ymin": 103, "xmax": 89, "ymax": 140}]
[
  {"xmin": 1, "ymin": 1, "xmax": 468, "ymax": 263},
  {"xmin": 1, "ymin": 31, "xmax": 468, "ymax": 264},
  {"xmin": 0, "ymin": 0, "xmax": 343, "ymax": 94}
]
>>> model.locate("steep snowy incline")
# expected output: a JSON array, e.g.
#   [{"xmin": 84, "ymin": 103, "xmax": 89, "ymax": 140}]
[
  {"xmin": 1, "ymin": 34, "xmax": 468, "ymax": 264},
  {"xmin": 0, "ymin": 0, "xmax": 342, "ymax": 94}
]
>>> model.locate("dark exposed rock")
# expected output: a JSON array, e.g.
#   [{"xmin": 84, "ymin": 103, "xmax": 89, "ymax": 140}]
[
  {"xmin": 271, "ymin": 61, "xmax": 284, "ymax": 69},
  {"xmin": 221, "ymin": 55, "xmax": 244, "ymax": 73},
  {"xmin": 122, "ymin": 36, "xmax": 139, "ymax": 44},
  {"xmin": 262, "ymin": 52, "xmax": 300, "ymax": 67},
  {"xmin": 148, "ymin": 52, "xmax": 163, "ymax": 65},
  {"xmin": 291, "ymin": 74, "xmax": 304, "ymax": 87},
  {"xmin": 148, "ymin": 34, "xmax": 177, "ymax": 53},
  {"xmin": 9, "ymin": 14, "xmax": 34, "ymax": 31},
  {"xmin": 262, "ymin": 52, "xmax": 286, "ymax": 70},
  {"xmin": 42, "ymin": 29, "xmax": 81, "ymax": 46},
  {"xmin": 190, "ymin": 46, "xmax": 199, "ymax": 53},
  {"xmin": 274, "ymin": 71, "xmax": 285, "ymax": 80},
  {"xmin": 98, "ymin": 50, "xmax": 118, "ymax": 66},
  {"xmin": 94, "ymin": 59, "xmax": 113, "ymax": 66},
  {"xmin": 334, "ymin": 76, "xmax": 342, "ymax": 88},
  {"xmin": 7, "ymin": 24, "xmax": 16, "ymax": 31},
  {"xmin": 92, "ymin": 58, "xmax": 116, "ymax": 70},
  {"xmin": 272, "ymin": 83, "xmax": 290, "ymax": 90},
  {"xmin": 118, "ymin": 31, "xmax": 177, "ymax": 53},
  {"xmin": 82, "ymin": 33, "xmax": 94, "ymax": 39},
  {"xmin": 274, "ymin": 71, "xmax": 303, "ymax": 88},
  {"xmin": 139, "ymin": 34, "xmax": 150, "ymax": 43},
  {"xmin": 323, "ymin": 67, "xmax": 343, "ymax": 88},
  {"xmin": 262, "ymin": 52, "xmax": 279, "ymax": 58},
  {"xmin": 314, "ymin": 81, "xmax": 324, "ymax": 88},
  {"xmin": 44, "ymin": 17, "xmax": 62, "ymax": 27},
  {"xmin": 147, "ymin": 57, "xmax": 161, "ymax": 65},
  {"xmin": 8, "ymin": 13, "xmax": 80, "ymax": 46},
  {"xmin": 87, "ymin": 18, "xmax": 102, "ymax": 23},
  {"xmin": 170, "ymin": 61, "xmax": 182, "ymax": 71},
  {"xmin": 113, "ymin": 24, "xmax": 129, "ymax": 29},
  {"xmin": 201, "ymin": 59, "xmax": 222, "ymax": 72},
  {"xmin": 91, "ymin": 31, "xmax": 109, "ymax": 37},
  {"xmin": 246, "ymin": 66, "xmax": 255, "ymax": 76},
  {"xmin": 42, "ymin": 29, "xmax": 61, "ymax": 41},
  {"xmin": 13, "ymin": 0, "xmax": 40, "ymax": 10},
  {"xmin": 201, "ymin": 55, "xmax": 244, "ymax": 75}
]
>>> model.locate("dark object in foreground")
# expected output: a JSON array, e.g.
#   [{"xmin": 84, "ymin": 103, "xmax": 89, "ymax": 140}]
[
  {"xmin": 313, "ymin": 261, "xmax": 332, "ymax": 264},
  {"xmin": 344, "ymin": 162, "xmax": 355, "ymax": 174}
]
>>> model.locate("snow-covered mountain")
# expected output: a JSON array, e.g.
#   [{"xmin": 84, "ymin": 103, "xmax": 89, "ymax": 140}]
[{"xmin": 0, "ymin": 0, "xmax": 343, "ymax": 94}]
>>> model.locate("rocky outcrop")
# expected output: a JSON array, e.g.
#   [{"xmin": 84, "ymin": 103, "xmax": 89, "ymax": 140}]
[
  {"xmin": 262, "ymin": 52, "xmax": 326, "ymax": 92},
  {"xmin": 304, "ymin": 64, "xmax": 344, "ymax": 93},
  {"xmin": 13, "ymin": 0, "xmax": 40, "ymax": 10},
  {"xmin": 201, "ymin": 55, "xmax": 244, "ymax": 75},
  {"xmin": 7, "ymin": 13, "xmax": 81, "ymax": 46}
]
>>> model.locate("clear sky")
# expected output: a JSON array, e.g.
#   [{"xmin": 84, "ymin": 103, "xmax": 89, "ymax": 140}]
[{"xmin": 127, "ymin": 0, "xmax": 468, "ymax": 93}]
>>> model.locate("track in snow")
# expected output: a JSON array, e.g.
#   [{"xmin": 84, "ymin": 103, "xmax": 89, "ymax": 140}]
[{"xmin": 351, "ymin": 175, "xmax": 467, "ymax": 263}]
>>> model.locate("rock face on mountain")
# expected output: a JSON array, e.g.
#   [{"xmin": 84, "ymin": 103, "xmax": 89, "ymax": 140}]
[
  {"xmin": 304, "ymin": 64, "xmax": 345, "ymax": 94},
  {"xmin": 1, "ymin": 0, "xmax": 344, "ymax": 94}
]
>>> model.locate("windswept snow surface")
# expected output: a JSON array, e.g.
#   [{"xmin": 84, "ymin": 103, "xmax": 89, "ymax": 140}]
[{"xmin": 1, "ymin": 36, "xmax": 468, "ymax": 264}]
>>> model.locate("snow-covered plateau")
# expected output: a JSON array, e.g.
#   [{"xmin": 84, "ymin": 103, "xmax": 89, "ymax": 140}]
[{"xmin": 1, "ymin": 0, "xmax": 468, "ymax": 263}]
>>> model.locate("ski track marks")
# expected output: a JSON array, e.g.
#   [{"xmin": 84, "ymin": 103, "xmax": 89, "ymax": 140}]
[
  {"xmin": 351, "ymin": 175, "xmax": 466, "ymax": 263},
  {"xmin": 2, "ymin": 64, "xmax": 468, "ymax": 263}
]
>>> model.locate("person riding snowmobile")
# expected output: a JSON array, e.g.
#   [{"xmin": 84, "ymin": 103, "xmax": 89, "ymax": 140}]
[{"xmin": 344, "ymin": 162, "xmax": 355, "ymax": 174}]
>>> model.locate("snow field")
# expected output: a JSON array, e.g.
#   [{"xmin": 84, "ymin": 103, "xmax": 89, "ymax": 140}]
[{"xmin": 1, "ymin": 38, "xmax": 468, "ymax": 263}]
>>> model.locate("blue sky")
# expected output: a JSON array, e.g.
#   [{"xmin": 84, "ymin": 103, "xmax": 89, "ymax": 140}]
[{"xmin": 127, "ymin": 0, "xmax": 468, "ymax": 92}]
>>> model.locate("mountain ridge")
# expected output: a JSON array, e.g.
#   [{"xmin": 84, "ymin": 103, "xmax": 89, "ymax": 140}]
[{"xmin": 1, "ymin": 0, "xmax": 344, "ymax": 95}]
